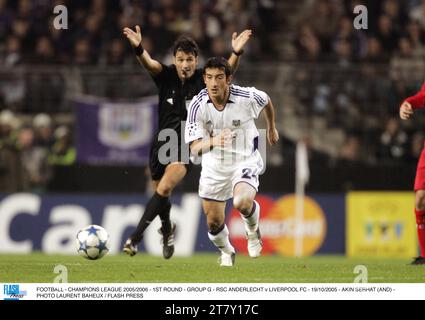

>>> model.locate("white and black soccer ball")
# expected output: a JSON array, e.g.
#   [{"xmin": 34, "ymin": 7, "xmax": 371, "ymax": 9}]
[{"xmin": 76, "ymin": 225, "xmax": 110, "ymax": 260}]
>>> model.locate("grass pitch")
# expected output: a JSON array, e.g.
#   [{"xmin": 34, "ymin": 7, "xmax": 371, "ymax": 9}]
[{"xmin": 0, "ymin": 253, "xmax": 424, "ymax": 283}]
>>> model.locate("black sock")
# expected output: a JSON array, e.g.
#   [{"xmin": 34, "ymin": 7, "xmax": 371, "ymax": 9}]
[
  {"xmin": 244, "ymin": 201, "xmax": 256, "ymax": 218},
  {"xmin": 209, "ymin": 224, "xmax": 225, "ymax": 236},
  {"xmin": 159, "ymin": 200, "xmax": 172, "ymax": 234},
  {"xmin": 130, "ymin": 192, "xmax": 170, "ymax": 244}
]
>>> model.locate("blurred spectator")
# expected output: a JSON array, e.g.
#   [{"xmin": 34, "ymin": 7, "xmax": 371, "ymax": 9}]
[
  {"xmin": 72, "ymin": 38, "xmax": 94, "ymax": 65},
  {"xmin": 408, "ymin": 131, "xmax": 425, "ymax": 163},
  {"xmin": 410, "ymin": 0, "xmax": 425, "ymax": 29},
  {"xmin": 0, "ymin": 110, "xmax": 21, "ymax": 192},
  {"xmin": 382, "ymin": 0, "xmax": 407, "ymax": 31},
  {"xmin": 294, "ymin": 24, "xmax": 322, "ymax": 62},
  {"xmin": 0, "ymin": 110, "xmax": 19, "ymax": 146},
  {"xmin": 17, "ymin": 126, "xmax": 52, "ymax": 192},
  {"xmin": 337, "ymin": 136, "xmax": 362, "ymax": 164},
  {"xmin": 377, "ymin": 118, "xmax": 409, "ymax": 162},
  {"xmin": 0, "ymin": 0, "xmax": 13, "ymax": 43},
  {"xmin": 332, "ymin": 16, "xmax": 366, "ymax": 60},
  {"xmin": 11, "ymin": 18, "xmax": 33, "ymax": 54},
  {"xmin": 406, "ymin": 20, "xmax": 425, "ymax": 57},
  {"xmin": 375, "ymin": 15, "xmax": 399, "ymax": 53},
  {"xmin": 103, "ymin": 38, "xmax": 128, "ymax": 65},
  {"xmin": 145, "ymin": 10, "xmax": 174, "ymax": 56},
  {"xmin": 48, "ymin": 125, "xmax": 76, "ymax": 166},
  {"xmin": 3, "ymin": 36, "xmax": 23, "ymax": 66},
  {"xmin": 361, "ymin": 36, "xmax": 388, "ymax": 63},
  {"xmin": 29, "ymin": 36, "xmax": 56, "ymax": 64},
  {"xmin": 333, "ymin": 40, "xmax": 354, "ymax": 67},
  {"xmin": 390, "ymin": 37, "xmax": 425, "ymax": 104},
  {"xmin": 255, "ymin": 0, "xmax": 277, "ymax": 54},
  {"xmin": 210, "ymin": 36, "xmax": 229, "ymax": 57},
  {"xmin": 33, "ymin": 113, "xmax": 54, "ymax": 148},
  {"xmin": 305, "ymin": 0, "xmax": 341, "ymax": 54}
]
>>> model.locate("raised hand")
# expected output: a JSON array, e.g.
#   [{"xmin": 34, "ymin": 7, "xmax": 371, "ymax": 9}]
[
  {"xmin": 123, "ymin": 25, "xmax": 142, "ymax": 48},
  {"xmin": 232, "ymin": 29, "xmax": 253, "ymax": 54},
  {"xmin": 400, "ymin": 101, "xmax": 413, "ymax": 120}
]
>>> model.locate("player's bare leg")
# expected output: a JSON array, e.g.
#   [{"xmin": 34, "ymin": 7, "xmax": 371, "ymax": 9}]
[
  {"xmin": 413, "ymin": 190, "xmax": 425, "ymax": 265},
  {"xmin": 202, "ymin": 200, "xmax": 235, "ymax": 266},
  {"xmin": 156, "ymin": 163, "xmax": 187, "ymax": 259},
  {"xmin": 124, "ymin": 163, "xmax": 187, "ymax": 258},
  {"xmin": 233, "ymin": 182, "xmax": 262, "ymax": 258}
]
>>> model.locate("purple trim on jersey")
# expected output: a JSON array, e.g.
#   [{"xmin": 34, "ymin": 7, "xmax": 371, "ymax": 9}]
[
  {"xmin": 231, "ymin": 87, "xmax": 250, "ymax": 95},
  {"xmin": 232, "ymin": 181, "xmax": 259, "ymax": 193},
  {"xmin": 189, "ymin": 91, "xmax": 207, "ymax": 114},
  {"xmin": 253, "ymin": 95, "xmax": 263, "ymax": 106},
  {"xmin": 189, "ymin": 91, "xmax": 208, "ymax": 122},
  {"xmin": 190, "ymin": 103, "xmax": 201, "ymax": 123},
  {"xmin": 231, "ymin": 88, "xmax": 250, "ymax": 94},
  {"xmin": 230, "ymin": 89, "xmax": 250, "ymax": 98},
  {"xmin": 230, "ymin": 87, "xmax": 250, "ymax": 93},
  {"xmin": 191, "ymin": 103, "xmax": 205, "ymax": 122},
  {"xmin": 230, "ymin": 88, "xmax": 250, "ymax": 100},
  {"xmin": 253, "ymin": 136, "xmax": 259, "ymax": 152},
  {"xmin": 253, "ymin": 92, "xmax": 266, "ymax": 105}
]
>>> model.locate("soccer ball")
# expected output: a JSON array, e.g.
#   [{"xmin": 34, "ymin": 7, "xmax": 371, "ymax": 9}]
[{"xmin": 76, "ymin": 225, "xmax": 110, "ymax": 260}]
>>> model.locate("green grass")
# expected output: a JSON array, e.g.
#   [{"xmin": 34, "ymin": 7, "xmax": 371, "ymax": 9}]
[{"xmin": 0, "ymin": 253, "xmax": 424, "ymax": 283}]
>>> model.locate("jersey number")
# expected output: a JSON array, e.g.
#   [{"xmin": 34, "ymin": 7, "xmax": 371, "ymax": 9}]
[{"xmin": 242, "ymin": 168, "xmax": 254, "ymax": 180}]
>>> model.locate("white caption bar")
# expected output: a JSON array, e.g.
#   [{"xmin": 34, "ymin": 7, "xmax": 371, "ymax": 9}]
[{"xmin": 2, "ymin": 283, "xmax": 425, "ymax": 300}]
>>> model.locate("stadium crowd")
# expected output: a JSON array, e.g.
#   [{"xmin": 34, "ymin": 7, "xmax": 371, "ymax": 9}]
[
  {"xmin": 0, "ymin": 0, "xmax": 275, "ymax": 67},
  {"xmin": 1, "ymin": 0, "xmax": 425, "ymax": 192},
  {"xmin": 292, "ymin": 0, "xmax": 425, "ymax": 165},
  {"xmin": 0, "ymin": 110, "xmax": 75, "ymax": 192},
  {"xmin": 0, "ymin": 0, "xmax": 277, "ymax": 191}
]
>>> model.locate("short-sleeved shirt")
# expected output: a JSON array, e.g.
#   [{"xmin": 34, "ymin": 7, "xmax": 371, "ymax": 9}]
[
  {"xmin": 152, "ymin": 64, "xmax": 205, "ymax": 135},
  {"xmin": 185, "ymin": 84, "xmax": 269, "ymax": 162}
]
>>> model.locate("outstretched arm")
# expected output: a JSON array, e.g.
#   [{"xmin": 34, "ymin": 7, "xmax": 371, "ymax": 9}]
[
  {"xmin": 123, "ymin": 25, "xmax": 162, "ymax": 76},
  {"xmin": 228, "ymin": 29, "xmax": 253, "ymax": 75},
  {"xmin": 262, "ymin": 99, "xmax": 279, "ymax": 146}
]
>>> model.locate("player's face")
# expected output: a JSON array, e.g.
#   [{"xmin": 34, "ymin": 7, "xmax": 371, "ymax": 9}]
[
  {"xmin": 173, "ymin": 51, "xmax": 198, "ymax": 81},
  {"xmin": 203, "ymin": 68, "xmax": 232, "ymax": 100}
]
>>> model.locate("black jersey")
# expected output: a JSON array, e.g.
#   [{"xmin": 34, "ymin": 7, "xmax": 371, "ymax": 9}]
[{"xmin": 151, "ymin": 64, "xmax": 205, "ymax": 135}]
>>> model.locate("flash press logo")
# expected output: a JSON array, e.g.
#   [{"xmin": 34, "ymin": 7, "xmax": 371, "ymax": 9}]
[{"xmin": 3, "ymin": 284, "xmax": 27, "ymax": 300}]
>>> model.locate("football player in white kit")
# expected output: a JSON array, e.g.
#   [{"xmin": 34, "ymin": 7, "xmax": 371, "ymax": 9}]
[{"xmin": 185, "ymin": 57, "xmax": 279, "ymax": 266}]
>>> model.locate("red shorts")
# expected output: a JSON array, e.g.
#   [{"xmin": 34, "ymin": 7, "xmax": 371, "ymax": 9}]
[{"xmin": 415, "ymin": 144, "xmax": 425, "ymax": 191}]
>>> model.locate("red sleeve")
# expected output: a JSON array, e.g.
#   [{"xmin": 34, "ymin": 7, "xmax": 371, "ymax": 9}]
[{"xmin": 405, "ymin": 86, "xmax": 425, "ymax": 110}]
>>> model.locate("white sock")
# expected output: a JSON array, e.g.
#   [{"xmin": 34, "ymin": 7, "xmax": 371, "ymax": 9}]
[
  {"xmin": 241, "ymin": 200, "xmax": 260, "ymax": 233},
  {"xmin": 208, "ymin": 225, "xmax": 235, "ymax": 254}
]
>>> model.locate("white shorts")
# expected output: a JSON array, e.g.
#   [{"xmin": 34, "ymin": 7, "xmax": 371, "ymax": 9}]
[{"xmin": 199, "ymin": 151, "xmax": 264, "ymax": 202}]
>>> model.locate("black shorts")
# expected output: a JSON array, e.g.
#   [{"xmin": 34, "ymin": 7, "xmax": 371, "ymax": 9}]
[{"xmin": 149, "ymin": 138, "xmax": 193, "ymax": 181}]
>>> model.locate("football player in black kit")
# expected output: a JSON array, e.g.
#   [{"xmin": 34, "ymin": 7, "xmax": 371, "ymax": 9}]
[{"xmin": 122, "ymin": 25, "xmax": 252, "ymax": 259}]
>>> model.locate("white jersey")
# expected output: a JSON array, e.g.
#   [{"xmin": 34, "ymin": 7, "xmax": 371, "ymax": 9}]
[{"xmin": 185, "ymin": 84, "xmax": 269, "ymax": 163}]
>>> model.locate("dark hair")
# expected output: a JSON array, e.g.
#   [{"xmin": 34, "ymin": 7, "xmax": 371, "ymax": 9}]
[
  {"xmin": 172, "ymin": 36, "xmax": 199, "ymax": 57},
  {"xmin": 203, "ymin": 57, "xmax": 232, "ymax": 77}
]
